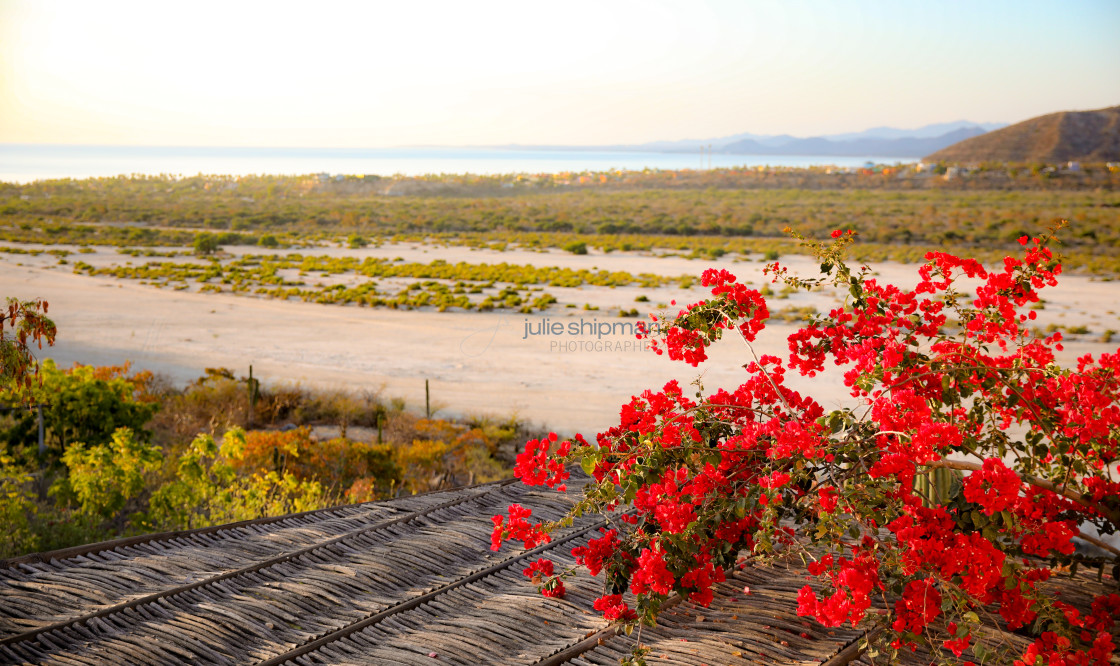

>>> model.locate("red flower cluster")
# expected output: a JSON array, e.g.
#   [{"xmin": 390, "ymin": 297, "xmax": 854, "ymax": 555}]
[
  {"xmin": 798, "ymin": 549, "xmax": 883, "ymax": 627},
  {"xmin": 523, "ymin": 558, "xmax": 566, "ymax": 598},
  {"xmin": 571, "ymin": 528, "xmax": 623, "ymax": 577},
  {"xmin": 962, "ymin": 458, "xmax": 1021, "ymax": 515},
  {"xmin": 630, "ymin": 544, "xmax": 675, "ymax": 596},
  {"xmin": 1016, "ymin": 630, "xmax": 1117, "ymax": 666},
  {"xmin": 523, "ymin": 557, "xmax": 554, "ymax": 580},
  {"xmin": 679, "ymin": 561, "xmax": 723, "ymax": 606},
  {"xmin": 644, "ymin": 269, "xmax": 769, "ymax": 366},
  {"xmin": 593, "ymin": 594, "xmax": 638, "ymax": 622},
  {"xmin": 701, "ymin": 268, "xmax": 769, "ymax": 342},
  {"xmin": 1019, "ymin": 520, "xmax": 1077, "ymax": 558},
  {"xmin": 817, "ymin": 485, "xmax": 838, "ymax": 514},
  {"xmin": 942, "ymin": 622, "xmax": 972, "ymax": 657},
  {"xmin": 513, "ymin": 432, "xmax": 570, "ymax": 490},
  {"xmin": 492, "ymin": 232, "xmax": 1120, "ymax": 665},
  {"xmin": 660, "ymin": 323, "xmax": 710, "ymax": 367},
  {"xmin": 891, "ymin": 579, "xmax": 942, "ymax": 635},
  {"xmin": 490, "ymin": 504, "xmax": 550, "ymax": 551}
]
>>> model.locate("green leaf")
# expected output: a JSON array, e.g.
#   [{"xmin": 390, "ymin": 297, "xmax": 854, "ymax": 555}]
[
  {"xmin": 580, "ymin": 453, "xmax": 599, "ymax": 477},
  {"xmin": 849, "ymin": 281, "xmax": 864, "ymax": 305}
]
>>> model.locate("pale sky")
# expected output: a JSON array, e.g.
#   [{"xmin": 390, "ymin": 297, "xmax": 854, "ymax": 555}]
[{"xmin": 1, "ymin": 0, "xmax": 1118, "ymax": 147}]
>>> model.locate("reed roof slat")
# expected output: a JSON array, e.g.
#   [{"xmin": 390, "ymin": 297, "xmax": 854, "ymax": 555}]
[{"xmin": 1, "ymin": 474, "xmax": 1115, "ymax": 665}]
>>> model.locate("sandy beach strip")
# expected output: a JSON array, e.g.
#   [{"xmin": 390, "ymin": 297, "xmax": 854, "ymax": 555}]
[{"xmin": 4, "ymin": 243, "xmax": 1118, "ymax": 435}]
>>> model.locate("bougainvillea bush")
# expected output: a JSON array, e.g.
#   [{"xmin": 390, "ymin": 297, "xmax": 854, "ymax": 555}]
[{"xmin": 492, "ymin": 229, "xmax": 1120, "ymax": 665}]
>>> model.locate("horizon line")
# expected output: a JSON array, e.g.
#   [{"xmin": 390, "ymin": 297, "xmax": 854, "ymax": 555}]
[{"xmin": 0, "ymin": 119, "xmax": 1015, "ymax": 153}]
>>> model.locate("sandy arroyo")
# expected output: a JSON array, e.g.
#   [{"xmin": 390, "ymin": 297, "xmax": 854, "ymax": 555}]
[{"xmin": 3, "ymin": 243, "xmax": 1119, "ymax": 435}]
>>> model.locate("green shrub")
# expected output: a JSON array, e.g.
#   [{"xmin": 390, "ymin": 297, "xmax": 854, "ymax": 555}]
[
  {"xmin": 193, "ymin": 232, "xmax": 221, "ymax": 255},
  {"xmin": 0, "ymin": 454, "xmax": 38, "ymax": 558},
  {"xmin": 56, "ymin": 427, "xmax": 162, "ymax": 521}
]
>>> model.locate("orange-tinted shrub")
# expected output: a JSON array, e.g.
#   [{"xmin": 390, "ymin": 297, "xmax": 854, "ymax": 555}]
[{"xmin": 233, "ymin": 428, "xmax": 400, "ymax": 498}]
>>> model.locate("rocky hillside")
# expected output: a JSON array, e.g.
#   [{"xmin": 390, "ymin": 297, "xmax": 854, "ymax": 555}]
[{"xmin": 925, "ymin": 106, "xmax": 1120, "ymax": 163}]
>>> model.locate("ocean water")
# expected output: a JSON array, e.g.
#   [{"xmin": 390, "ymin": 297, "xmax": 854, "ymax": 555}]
[{"xmin": 0, "ymin": 144, "xmax": 916, "ymax": 183}]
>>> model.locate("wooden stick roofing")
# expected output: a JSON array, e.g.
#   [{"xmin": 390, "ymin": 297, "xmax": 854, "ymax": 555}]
[{"xmin": 0, "ymin": 476, "xmax": 1116, "ymax": 665}]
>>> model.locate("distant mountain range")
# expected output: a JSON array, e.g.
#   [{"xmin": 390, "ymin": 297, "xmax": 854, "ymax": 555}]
[
  {"xmin": 493, "ymin": 110, "xmax": 1120, "ymax": 163},
  {"xmin": 633, "ymin": 120, "xmax": 1006, "ymax": 156},
  {"xmin": 715, "ymin": 127, "xmax": 996, "ymax": 158},
  {"xmin": 499, "ymin": 121, "xmax": 1008, "ymax": 158},
  {"xmin": 925, "ymin": 106, "xmax": 1120, "ymax": 163}
]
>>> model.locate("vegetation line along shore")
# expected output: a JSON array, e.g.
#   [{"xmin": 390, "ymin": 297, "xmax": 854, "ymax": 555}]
[{"xmin": 2, "ymin": 167, "xmax": 1119, "ymax": 274}]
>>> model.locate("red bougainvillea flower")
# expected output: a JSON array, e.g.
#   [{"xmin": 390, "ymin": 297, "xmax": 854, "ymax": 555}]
[
  {"xmin": 593, "ymin": 594, "xmax": 638, "ymax": 622},
  {"xmin": 892, "ymin": 579, "xmax": 942, "ymax": 634},
  {"xmin": 630, "ymin": 543, "xmax": 675, "ymax": 596},
  {"xmin": 493, "ymin": 229, "xmax": 1120, "ymax": 665},
  {"xmin": 491, "ymin": 504, "xmax": 551, "ymax": 551},
  {"xmin": 962, "ymin": 458, "xmax": 1021, "ymax": 516}
]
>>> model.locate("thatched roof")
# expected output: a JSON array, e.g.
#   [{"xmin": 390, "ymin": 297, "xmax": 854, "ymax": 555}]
[{"xmin": 1, "ymin": 477, "xmax": 1116, "ymax": 665}]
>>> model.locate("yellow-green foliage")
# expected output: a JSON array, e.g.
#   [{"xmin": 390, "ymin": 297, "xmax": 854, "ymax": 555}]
[
  {"xmin": 231, "ymin": 427, "xmax": 400, "ymax": 500},
  {"xmin": 144, "ymin": 428, "xmax": 328, "ymax": 531},
  {"xmin": 4, "ymin": 174, "xmax": 1119, "ymax": 274},
  {"xmin": 55, "ymin": 427, "xmax": 162, "ymax": 519},
  {"xmin": 76, "ymin": 254, "xmax": 674, "ymax": 311},
  {"xmin": 1, "ymin": 361, "xmax": 159, "ymax": 467},
  {"xmin": 392, "ymin": 417, "xmax": 507, "ymax": 494},
  {"xmin": 0, "ymin": 453, "xmax": 37, "ymax": 558},
  {"xmin": 396, "ymin": 438, "xmax": 452, "ymax": 495},
  {"xmin": 0, "ymin": 360, "xmax": 518, "ymax": 558}
]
